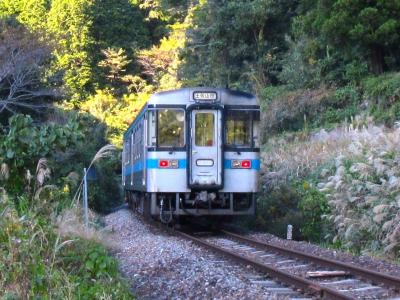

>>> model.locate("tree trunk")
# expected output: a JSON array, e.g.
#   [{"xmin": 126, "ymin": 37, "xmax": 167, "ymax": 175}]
[{"xmin": 370, "ymin": 45, "xmax": 384, "ymax": 74}]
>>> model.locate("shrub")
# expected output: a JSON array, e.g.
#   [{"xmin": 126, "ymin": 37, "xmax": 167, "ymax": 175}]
[
  {"xmin": 296, "ymin": 181, "xmax": 330, "ymax": 242},
  {"xmin": 262, "ymin": 87, "xmax": 333, "ymax": 134},
  {"xmin": 314, "ymin": 85, "xmax": 361, "ymax": 128},
  {"xmin": 0, "ymin": 114, "xmax": 83, "ymax": 194},
  {"xmin": 256, "ymin": 178, "xmax": 330, "ymax": 241},
  {"xmin": 278, "ymin": 36, "xmax": 322, "ymax": 89},
  {"xmin": 0, "ymin": 187, "xmax": 132, "ymax": 299},
  {"xmin": 88, "ymin": 153, "xmax": 123, "ymax": 213},
  {"xmin": 363, "ymin": 72, "xmax": 400, "ymax": 124},
  {"xmin": 256, "ymin": 184, "xmax": 304, "ymax": 239}
]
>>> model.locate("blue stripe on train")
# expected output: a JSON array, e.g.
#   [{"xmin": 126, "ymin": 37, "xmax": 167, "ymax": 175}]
[
  {"xmin": 124, "ymin": 159, "xmax": 186, "ymax": 176},
  {"xmin": 224, "ymin": 159, "xmax": 260, "ymax": 170},
  {"xmin": 124, "ymin": 159, "xmax": 260, "ymax": 176}
]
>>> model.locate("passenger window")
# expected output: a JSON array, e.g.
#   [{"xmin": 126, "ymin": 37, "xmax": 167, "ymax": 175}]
[
  {"xmin": 158, "ymin": 109, "xmax": 185, "ymax": 147},
  {"xmin": 226, "ymin": 110, "xmax": 252, "ymax": 147},
  {"xmin": 124, "ymin": 140, "xmax": 130, "ymax": 164},
  {"xmin": 131, "ymin": 133, "xmax": 134, "ymax": 161},
  {"xmin": 195, "ymin": 113, "xmax": 214, "ymax": 147}
]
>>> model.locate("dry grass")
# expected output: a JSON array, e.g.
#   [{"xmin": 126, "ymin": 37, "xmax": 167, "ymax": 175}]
[
  {"xmin": 0, "ymin": 163, "xmax": 9, "ymax": 181},
  {"xmin": 262, "ymin": 115, "xmax": 376, "ymax": 188},
  {"xmin": 263, "ymin": 119, "xmax": 400, "ymax": 257},
  {"xmin": 55, "ymin": 207, "xmax": 118, "ymax": 250},
  {"xmin": 72, "ymin": 144, "xmax": 116, "ymax": 206}
]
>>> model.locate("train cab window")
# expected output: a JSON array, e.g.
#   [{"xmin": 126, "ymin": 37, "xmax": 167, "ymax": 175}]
[
  {"xmin": 195, "ymin": 113, "xmax": 214, "ymax": 146},
  {"xmin": 158, "ymin": 109, "xmax": 185, "ymax": 147},
  {"xmin": 226, "ymin": 110, "xmax": 252, "ymax": 147}
]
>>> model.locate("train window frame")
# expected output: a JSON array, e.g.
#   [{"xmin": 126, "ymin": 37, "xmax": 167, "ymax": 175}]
[
  {"xmin": 224, "ymin": 109, "xmax": 260, "ymax": 150},
  {"xmin": 147, "ymin": 107, "xmax": 186, "ymax": 151}
]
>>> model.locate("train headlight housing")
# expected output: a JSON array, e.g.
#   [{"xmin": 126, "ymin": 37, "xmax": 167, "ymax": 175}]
[
  {"xmin": 232, "ymin": 160, "xmax": 241, "ymax": 168},
  {"xmin": 231, "ymin": 159, "xmax": 252, "ymax": 169},
  {"xmin": 159, "ymin": 159, "xmax": 179, "ymax": 168},
  {"xmin": 241, "ymin": 160, "xmax": 251, "ymax": 168},
  {"xmin": 169, "ymin": 159, "xmax": 179, "ymax": 168}
]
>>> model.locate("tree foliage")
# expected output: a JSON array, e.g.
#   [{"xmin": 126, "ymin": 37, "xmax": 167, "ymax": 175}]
[
  {"xmin": 98, "ymin": 48, "xmax": 131, "ymax": 86},
  {"xmin": 297, "ymin": 0, "xmax": 400, "ymax": 78},
  {"xmin": 1, "ymin": 0, "xmax": 400, "ymax": 225},
  {"xmin": 0, "ymin": 114, "xmax": 83, "ymax": 193},
  {"xmin": 180, "ymin": 0, "xmax": 297, "ymax": 90}
]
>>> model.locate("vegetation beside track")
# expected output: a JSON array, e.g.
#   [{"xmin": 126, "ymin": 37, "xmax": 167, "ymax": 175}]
[{"xmin": 1, "ymin": 1, "xmax": 400, "ymax": 297}]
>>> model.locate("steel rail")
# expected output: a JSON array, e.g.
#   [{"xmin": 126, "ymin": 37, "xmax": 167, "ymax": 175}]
[
  {"xmin": 175, "ymin": 229, "xmax": 355, "ymax": 300},
  {"xmin": 221, "ymin": 230, "xmax": 400, "ymax": 291}
]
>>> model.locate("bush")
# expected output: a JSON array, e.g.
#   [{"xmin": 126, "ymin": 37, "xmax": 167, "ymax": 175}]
[
  {"xmin": 314, "ymin": 85, "xmax": 361, "ymax": 128},
  {"xmin": 0, "ymin": 114, "xmax": 83, "ymax": 194},
  {"xmin": 0, "ymin": 189, "xmax": 132, "ymax": 299},
  {"xmin": 88, "ymin": 153, "xmax": 123, "ymax": 213},
  {"xmin": 363, "ymin": 72, "xmax": 400, "ymax": 124},
  {"xmin": 260, "ymin": 122, "xmax": 400, "ymax": 256},
  {"xmin": 256, "ymin": 179, "xmax": 330, "ymax": 242},
  {"xmin": 59, "ymin": 239, "xmax": 132, "ymax": 299},
  {"xmin": 256, "ymin": 184, "xmax": 304, "ymax": 239},
  {"xmin": 296, "ymin": 181, "xmax": 330, "ymax": 242},
  {"xmin": 262, "ymin": 87, "xmax": 333, "ymax": 134},
  {"xmin": 278, "ymin": 36, "xmax": 322, "ymax": 89}
]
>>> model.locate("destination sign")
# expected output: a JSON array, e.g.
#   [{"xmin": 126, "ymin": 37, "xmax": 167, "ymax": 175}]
[{"xmin": 193, "ymin": 91, "xmax": 218, "ymax": 101}]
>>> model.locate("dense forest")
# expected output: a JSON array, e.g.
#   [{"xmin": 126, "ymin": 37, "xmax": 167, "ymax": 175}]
[{"xmin": 1, "ymin": 0, "xmax": 400, "ymax": 297}]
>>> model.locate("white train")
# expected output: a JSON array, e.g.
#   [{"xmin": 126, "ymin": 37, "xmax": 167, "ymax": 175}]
[{"xmin": 122, "ymin": 87, "xmax": 260, "ymax": 223}]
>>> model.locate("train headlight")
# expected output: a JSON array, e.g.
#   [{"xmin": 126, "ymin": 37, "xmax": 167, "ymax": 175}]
[
  {"xmin": 232, "ymin": 160, "xmax": 241, "ymax": 168},
  {"xmin": 231, "ymin": 160, "xmax": 252, "ymax": 169},
  {"xmin": 169, "ymin": 159, "xmax": 179, "ymax": 168}
]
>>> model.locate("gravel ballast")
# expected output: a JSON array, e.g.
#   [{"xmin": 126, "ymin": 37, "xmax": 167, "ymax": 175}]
[
  {"xmin": 104, "ymin": 208, "xmax": 400, "ymax": 299},
  {"xmin": 249, "ymin": 233, "xmax": 400, "ymax": 278},
  {"xmin": 104, "ymin": 209, "xmax": 289, "ymax": 299}
]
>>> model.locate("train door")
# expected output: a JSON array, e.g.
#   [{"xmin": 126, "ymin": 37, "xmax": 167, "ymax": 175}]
[{"xmin": 190, "ymin": 109, "xmax": 222, "ymax": 188}]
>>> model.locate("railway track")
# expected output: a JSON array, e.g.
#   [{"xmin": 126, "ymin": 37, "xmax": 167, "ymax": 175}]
[{"xmin": 173, "ymin": 228, "xmax": 400, "ymax": 300}]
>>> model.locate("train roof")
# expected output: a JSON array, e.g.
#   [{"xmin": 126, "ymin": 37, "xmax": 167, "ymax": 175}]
[{"xmin": 148, "ymin": 87, "xmax": 257, "ymax": 106}]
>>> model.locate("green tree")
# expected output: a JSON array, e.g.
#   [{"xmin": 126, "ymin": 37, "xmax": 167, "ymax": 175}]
[
  {"xmin": 98, "ymin": 48, "xmax": 131, "ymax": 86},
  {"xmin": 47, "ymin": 0, "xmax": 95, "ymax": 100},
  {"xmin": 0, "ymin": 0, "xmax": 49, "ymax": 31},
  {"xmin": 299, "ymin": 0, "xmax": 400, "ymax": 75},
  {"xmin": 90, "ymin": 0, "xmax": 149, "ymax": 50},
  {"xmin": 180, "ymin": 0, "xmax": 297, "ymax": 90}
]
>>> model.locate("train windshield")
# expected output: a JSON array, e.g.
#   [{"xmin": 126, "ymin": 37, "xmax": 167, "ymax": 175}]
[
  {"xmin": 225, "ymin": 110, "xmax": 253, "ymax": 147},
  {"xmin": 157, "ymin": 109, "xmax": 185, "ymax": 147}
]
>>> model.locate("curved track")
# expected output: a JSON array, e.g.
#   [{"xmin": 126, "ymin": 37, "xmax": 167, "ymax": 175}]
[{"xmin": 173, "ymin": 228, "xmax": 400, "ymax": 300}]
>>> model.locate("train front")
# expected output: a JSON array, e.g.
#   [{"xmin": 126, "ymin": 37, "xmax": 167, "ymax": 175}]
[{"xmin": 145, "ymin": 88, "xmax": 260, "ymax": 219}]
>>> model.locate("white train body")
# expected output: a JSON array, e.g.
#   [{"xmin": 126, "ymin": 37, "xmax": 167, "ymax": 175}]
[{"xmin": 122, "ymin": 87, "xmax": 260, "ymax": 218}]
